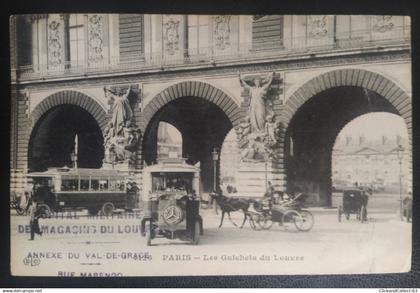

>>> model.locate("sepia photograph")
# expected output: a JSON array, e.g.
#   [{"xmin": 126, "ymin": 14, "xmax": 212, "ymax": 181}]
[{"xmin": 9, "ymin": 14, "xmax": 412, "ymax": 277}]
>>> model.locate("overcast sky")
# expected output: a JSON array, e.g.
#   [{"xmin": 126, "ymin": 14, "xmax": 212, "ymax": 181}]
[{"xmin": 337, "ymin": 112, "xmax": 408, "ymax": 140}]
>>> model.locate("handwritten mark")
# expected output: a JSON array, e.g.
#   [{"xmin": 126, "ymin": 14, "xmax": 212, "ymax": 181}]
[{"xmin": 23, "ymin": 256, "xmax": 40, "ymax": 266}]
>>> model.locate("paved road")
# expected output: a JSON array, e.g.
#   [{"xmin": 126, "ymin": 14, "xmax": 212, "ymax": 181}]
[{"xmin": 10, "ymin": 198, "xmax": 411, "ymax": 276}]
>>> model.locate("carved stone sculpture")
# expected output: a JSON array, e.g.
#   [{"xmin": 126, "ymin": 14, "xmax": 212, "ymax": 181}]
[
  {"xmin": 308, "ymin": 15, "xmax": 328, "ymax": 39},
  {"xmin": 88, "ymin": 14, "xmax": 104, "ymax": 63},
  {"xmin": 47, "ymin": 20, "xmax": 62, "ymax": 67},
  {"xmin": 237, "ymin": 72, "xmax": 284, "ymax": 163},
  {"xmin": 240, "ymin": 134, "xmax": 266, "ymax": 162},
  {"xmin": 103, "ymin": 85, "xmax": 141, "ymax": 165},
  {"xmin": 372, "ymin": 16, "xmax": 394, "ymax": 33},
  {"xmin": 214, "ymin": 15, "xmax": 231, "ymax": 50},
  {"xmin": 239, "ymin": 72, "xmax": 274, "ymax": 133},
  {"xmin": 163, "ymin": 16, "xmax": 180, "ymax": 55},
  {"xmin": 104, "ymin": 85, "xmax": 133, "ymax": 137}
]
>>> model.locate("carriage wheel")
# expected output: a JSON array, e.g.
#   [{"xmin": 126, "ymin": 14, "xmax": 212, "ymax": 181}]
[
  {"xmin": 248, "ymin": 213, "xmax": 260, "ymax": 230},
  {"xmin": 295, "ymin": 210, "xmax": 314, "ymax": 232},
  {"xmin": 101, "ymin": 202, "xmax": 115, "ymax": 216},
  {"xmin": 191, "ymin": 221, "xmax": 201, "ymax": 245},
  {"xmin": 248, "ymin": 214, "xmax": 258, "ymax": 230},
  {"xmin": 145, "ymin": 220, "xmax": 152, "ymax": 246},
  {"xmin": 338, "ymin": 206, "xmax": 342, "ymax": 222},
  {"xmin": 258, "ymin": 214, "xmax": 273, "ymax": 230},
  {"xmin": 37, "ymin": 204, "xmax": 53, "ymax": 219},
  {"xmin": 281, "ymin": 210, "xmax": 301, "ymax": 230}
]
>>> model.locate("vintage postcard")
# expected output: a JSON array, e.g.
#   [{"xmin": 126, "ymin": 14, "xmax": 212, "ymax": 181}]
[{"xmin": 10, "ymin": 14, "xmax": 412, "ymax": 276}]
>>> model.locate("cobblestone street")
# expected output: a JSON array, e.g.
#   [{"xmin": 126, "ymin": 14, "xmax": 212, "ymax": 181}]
[{"xmin": 10, "ymin": 193, "xmax": 411, "ymax": 276}]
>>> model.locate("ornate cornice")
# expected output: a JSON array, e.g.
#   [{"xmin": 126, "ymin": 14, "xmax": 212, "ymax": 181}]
[{"xmin": 16, "ymin": 50, "xmax": 410, "ymax": 91}]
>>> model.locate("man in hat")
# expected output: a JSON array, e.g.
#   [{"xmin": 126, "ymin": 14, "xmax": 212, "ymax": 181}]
[{"xmin": 28, "ymin": 198, "xmax": 42, "ymax": 240}]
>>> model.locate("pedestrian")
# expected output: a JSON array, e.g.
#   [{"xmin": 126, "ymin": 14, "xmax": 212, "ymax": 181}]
[
  {"xmin": 211, "ymin": 189, "xmax": 220, "ymax": 215},
  {"xmin": 24, "ymin": 183, "xmax": 34, "ymax": 214},
  {"xmin": 265, "ymin": 181, "xmax": 275, "ymax": 198},
  {"xmin": 402, "ymin": 190, "xmax": 412, "ymax": 222},
  {"xmin": 28, "ymin": 198, "xmax": 42, "ymax": 240}
]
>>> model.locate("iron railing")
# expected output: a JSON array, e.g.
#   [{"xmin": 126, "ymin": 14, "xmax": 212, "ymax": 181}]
[{"xmin": 13, "ymin": 26, "xmax": 410, "ymax": 81}]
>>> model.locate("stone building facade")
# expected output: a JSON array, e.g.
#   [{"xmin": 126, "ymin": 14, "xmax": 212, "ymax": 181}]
[
  {"xmin": 332, "ymin": 135, "xmax": 410, "ymax": 193},
  {"xmin": 10, "ymin": 14, "xmax": 412, "ymax": 205}
]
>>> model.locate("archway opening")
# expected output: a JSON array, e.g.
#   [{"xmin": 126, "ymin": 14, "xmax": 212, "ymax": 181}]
[
  {"xmin": 285, "ymin": 86, "xmax": 405, "ymax": 206},
  {"xmin": 142, "ymin": 96, "xmax": 232, "ymax": 193},
  {"xmin": 28, "ymin": 105, "xmax": 104, "ymax": 172}
]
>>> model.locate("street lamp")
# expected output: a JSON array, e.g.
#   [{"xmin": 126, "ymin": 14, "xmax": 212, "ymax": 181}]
[
  {"xmin": 211, "ymin": 147, "xmax": 219, "ymax": 192},
  {"xmin": 71, "ymin": 151, "xmax": 77, "ymax": 169},
  {"xmin": 71, "ymin": 134, "xmax": 78, "ymax": 169},
  {"xmin": 397, "ymin": 144, "xmax": 404, "ymax": 220}
]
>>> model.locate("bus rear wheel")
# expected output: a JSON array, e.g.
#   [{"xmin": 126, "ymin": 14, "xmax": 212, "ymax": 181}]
[{"xmin": 101, "ymin": 202, "xmax": 115, "ymax": 216}]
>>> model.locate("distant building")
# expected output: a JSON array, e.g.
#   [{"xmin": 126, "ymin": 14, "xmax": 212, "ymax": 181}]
[
  {"xmin": 157, "ymin": 123, "xmax": 182, "ymax": 160},
  {"xmin": 220, "ymin": 130, "xmax": 239, "ymax": 187},
  {"xmin": 332, "ymin": 135, "xmax": 410, "ymax": 193}
]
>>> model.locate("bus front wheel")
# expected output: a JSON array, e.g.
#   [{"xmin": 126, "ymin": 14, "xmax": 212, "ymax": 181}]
[{"xmin": 88, "ymin": 207, "xmax": 99, "ymax": 216}]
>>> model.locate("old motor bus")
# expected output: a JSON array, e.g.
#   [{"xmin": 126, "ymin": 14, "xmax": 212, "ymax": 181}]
[{"xmin": 27, "ymin": 167, "xmax": 138, "ymax": 216}]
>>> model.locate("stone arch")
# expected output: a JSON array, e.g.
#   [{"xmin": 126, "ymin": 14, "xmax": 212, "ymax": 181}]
[
  {"xmin": 139, "ymin": 81, "xmax": 242, "ymax": 133},
  {"xmin": 281, "ymin": 68, "xmax": 412, "ymax": 205},
  {"xmin": 29, "ymin": 90, "xmax": 108, "ymax": 132},
  {"xmin": 282, "ymin": 68, "xmax": 412, "ymax": 141}
]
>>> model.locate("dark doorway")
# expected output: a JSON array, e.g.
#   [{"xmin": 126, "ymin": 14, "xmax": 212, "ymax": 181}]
[{"xmin": 28, "ymin": 105, "xmax": 104, "ymax": 172}]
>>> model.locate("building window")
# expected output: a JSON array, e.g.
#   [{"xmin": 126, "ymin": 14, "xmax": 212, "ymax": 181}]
[
  {"xmin": 16, "ymin": 16, "xmax": 33, "ymax": 67},
  {"xmin": 252, "ymin": 15, "xmax": 284, "ymax": 51},
  {"xmin": 119, "ymin": 14, "xmax": 144, "ymax": 62},
  {"xmin": 69, "ymin": 14, "xmax": 85, "ymax": 66},
  {"xmin": 187, "ymin": 15, "xmax": 209, "ymax": 57}
]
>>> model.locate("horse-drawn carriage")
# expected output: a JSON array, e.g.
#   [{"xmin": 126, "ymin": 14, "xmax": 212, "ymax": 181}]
[
  {"xmin": 140, "ymin": 159, "xmax": 203, "ymax": 246},
  {"xmin": 337, "ymin": 188, "xmax": 369, "ymax": 222},
  {"xmin": 249, "ymin": 193, "xmax": 314, "ymax": 231},
  {"xmin": 209, "ymin": 190, "xmax": 314, "ymax": 232}
]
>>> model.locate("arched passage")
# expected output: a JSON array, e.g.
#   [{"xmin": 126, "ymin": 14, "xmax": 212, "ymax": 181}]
[
  {"xmin": 282, "ymin": 69, "xmax": 411, "ymax": 206},
  {"xmin": 28, "ymin": 91, "xmax": 107, "ymax": 172},
  {"xmin": 141, "ymin": 81, "xmax": 241, "ymax": 192}
]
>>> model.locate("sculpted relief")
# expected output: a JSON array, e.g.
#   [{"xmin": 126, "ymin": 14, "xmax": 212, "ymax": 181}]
[
  {"xmin": 47, "ymin": 17, "xmax": 63, "ymax": 68},
  {"xmin": 88, "ymin": 14, "xmax": 104, "ymax": 64},
  {"xmin": 103, "ymin": 85, "xmax": 142, "ymax": 166},
  {"xmin": 237, "ymin": 72, "xmax": 283, "ymax": 163},
  {"xmin": 163, "ymin": 15, "xmax": 181, "ymax": 55},
  {"xmin": 308, "ymin": 15, "xmax": 328, "ymax": 39},
  {"xmin": 214, "ymin": 15, "xmax": 231, "ymax": 50},
  {"xmin": 372, "ymin": 16, "xmax": 394, "ymax": 33}
]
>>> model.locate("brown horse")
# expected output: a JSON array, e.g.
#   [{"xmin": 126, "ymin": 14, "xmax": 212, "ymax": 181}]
[{"xmin": 209, "ymin": 192, "xmax": 250, "ymax": 228}]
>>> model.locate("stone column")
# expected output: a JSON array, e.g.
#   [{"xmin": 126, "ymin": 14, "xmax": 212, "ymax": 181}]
[
  {"xmin": 10, "ymin": 16, "xmax": 18, "ymax": 80},
  {"xmin": 11, "ymin": 88, "xmax": 31, "ymax": 194}
]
